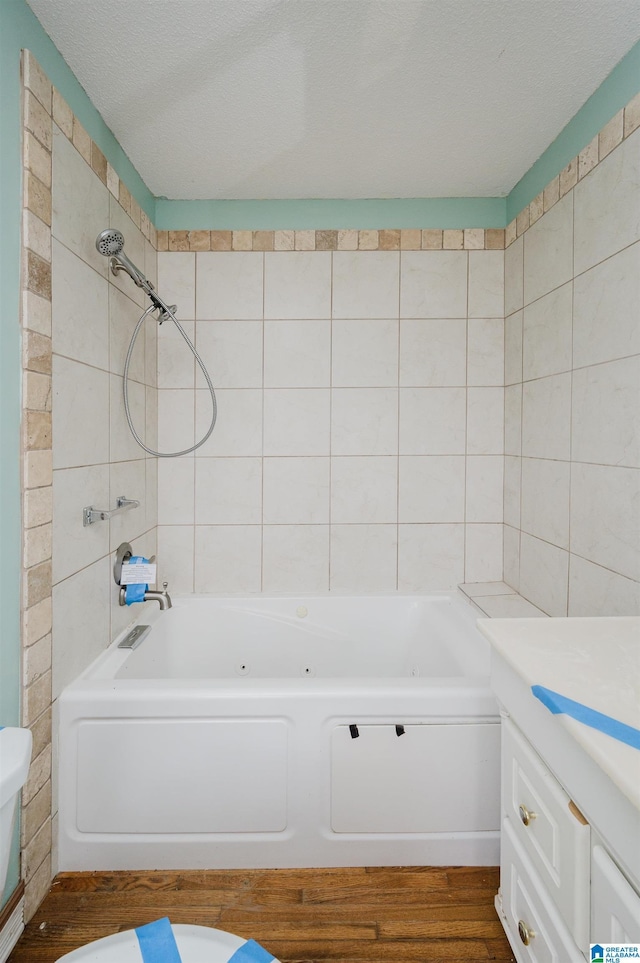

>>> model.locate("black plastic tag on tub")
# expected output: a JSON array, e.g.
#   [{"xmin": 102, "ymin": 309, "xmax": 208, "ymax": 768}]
[
  {"xmin": 395, "ymin": 725, "xmax": 406, "ymax": 737},
  {"xmin": 349, "ymin": 724, "xmax": 360, "ymax": 739}
]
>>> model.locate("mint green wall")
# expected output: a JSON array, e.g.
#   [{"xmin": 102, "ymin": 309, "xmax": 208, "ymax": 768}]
[{"xmin": 507, "ymin": 39, "xmax": 640, "ymax": 222}]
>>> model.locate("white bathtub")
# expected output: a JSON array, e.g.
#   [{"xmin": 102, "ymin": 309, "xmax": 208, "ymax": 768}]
[{"xmin": 57, "ymin": 593, "xmax": 500, "ymax": 871}]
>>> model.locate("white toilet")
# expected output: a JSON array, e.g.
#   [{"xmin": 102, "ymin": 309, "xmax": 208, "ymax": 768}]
[
  {"xmin": 0, "ymin": 727, "xmax": 33, "ymax": 906},
  {"xmin": 55, "ymin": 920, "xmax": 279, "ymax": 962},
  {"xmin": 0, "ymin": 728, "xmax": 275, "ymax": 963}
]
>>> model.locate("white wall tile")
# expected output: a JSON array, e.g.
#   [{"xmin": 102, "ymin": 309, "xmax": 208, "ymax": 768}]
[
  {"xmin": 109, "ymin": 285, "xmax": 147, "ymax": 384},
  {"xmin": 157, "ymin": 389, "xmax": 194, "ymax": 455},
  {"xmin": 195, "ymin": 320, "xmax": 263, "ymax": 388},
  {"xmin": 398, "ymin": 456, "xmax": 465, "ymax": 522},
  {"xmin": 52, "ymin": 127, "xmax": 109, "ymax": 277},
  {"xmin": 570, "ymin": 462, "xmax": 640, "ymax": 580},
  {"xmin": 330, "ymin": 524, "xmax": 397, "ymax": 592},
  {"xmin": 52, "ymin": 239, "xmax": 109, "ymax": 370},
  {"xmin": 196, "ymin": 252, "xmax": 263, "ymax": 319},
  {"xmin": 264, "ymin": 320, "xmax": 330, "ymax": 387},
  {"xmin": 504, "ymin": 311, "xmax": 523, "ymax": 386},
  {"xmin": 195, "ymin": 458, "xmax": 262, "ymax": 525},
  {"xmin": 397, "ymin": 524, "xmax": 465, "ymax": 592},
  {"xmin": 263, "ymin": 457, "xmax": 330, "ymax": 524},
  {"xmin": 465, "ymin": 524, "xmax": 503, "ymax": 582},
  {"xmin": 109, "ymin": 458, "xmax": 147, "ymax": 550},
  {"xmin": 195, "ymin": 525, "xmax": 262, "ymax": 594},
  {"xmin": 195, "ymin": 389, "xmax": 262, "ymax": 457},
  {"xmin": 263, "ymin": 525, "xmax": 329, "ymax": 593},
  {"xmin": 568, "ymin": 554, "xmax": 640, "ymax": 617},
  {"xmin": 523, "ymin": 282, "xmax": 572, "ymax": 381},
  {"xmin": 503, "ymin": 524, "xmax": 520, "ymax": 591},
  {"xmin": 332, "ymin": 456, "xmax": 397, "ymax": 523},
  {"xmin": 573, "ymin": 242, "xmax": 640, "ymax": 368},
  {"xmin": 332, "ymin": 319, "xmax": 398, "ymax": 386},
  {"xmin": 520, "ymin": 457, "xmax": 570, "ymax": 549},
  {"xmin": 333, "ymin": 252, "xmax": 399, "ymax": 319},
  {"xmin": 519, "ymin": 532, "xmax": 568, "ymax": 616},
  {"xmin": 503, "ymin": 455, "xmax": 521, "ymax": 528},
  {"xmin": 399, "ymin": 319, "xmax": 466, "ymax": 386},
  {"xmin": 157, "ymin": 457, "xmax": 195, "ymax": 525},
  {"xmin": 52, "ymin": 465, "xmax": 109, "ymax": 583},
  {"xmin": 52, "ymin": 356, "xmax": 110, "ymax": 469},
  {"xmin": 468, "ymin": 251, "xmax": 504, "ymax": 318},
  {"xmin": 571, "ymin": 356, "xmax": 640, "ymax": 468},
  {"xmin": 467, "ymin": 387, "xmax": 504, "ymax": 455},
  {"xmin": 467, "ymin": 318, "xmax": 504, "ymax": 386},
  {"xmin": 145, "ymin": 313, "xmax": 158, "ymax": 388},
  {"xmin": 264, "ymin": 389, "xmax": 330, "ymax": 456},
  {"xmin": 157, "ymin": 252, "xmax": 195, "ymax": 319},
  {"xmin": 145, "ymin": 386, "xmax": 158, "ymax": 453},
  {"xmin": 504, "ymin": 385, "xmax": 522, "ymax": 456},
  {"xmin": 157, "ymin": 318, "xmax": 195, "ymax": 389},
  {"xmin": 504, "ymin": 235, "xmax": 523, "ymax": 317},
  {"xmin": 146, "ymin": 458, "xmax": 158, "ymax": 532},
  {"xmin": 466, "ymin": 455, "xmax": 504, "ymax": 523},
  {"xmin": 574, "ymin": 128, "xmax": 640, "ymax": 275},
  {"xmin": 332, "ymin": 388, "xmax": 398, "ymax": 456},
  {"xmin": 399, "ymin": 387, "xmax": 465, "ymax": 454},
  {"xmin": 157, "ymin": 525, "xmax": 194, "ymax": 594},
  {"xmin": 400, "ymin": 251, "xmax": 467, "ymax": 318},
  {"xmin": 52, "ymin": 557, "xmax": 110, "ymax": 699},
  {"xmin": 110, "ymin": 374, "xmax": 147, "ymax": 462},
  {"xmin": 264, "ymin": 252, "xmax": 331, "ymax": 319},
  {"xmin": 522, "ymin": 373, "xmax": 571, "ymax": 460},
  {"xmin": 523, "ymin": 193, "xmax": 573, "ymax": 306}
]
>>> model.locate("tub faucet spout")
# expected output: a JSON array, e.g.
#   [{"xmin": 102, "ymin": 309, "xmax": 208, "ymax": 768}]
[
  {"xmin": 118, "ymin": 581, "xmax": 173, "ymax": 609},
  {"xmin": 143, "ymin": 584, "xmax": 173, "ymax": 610}
]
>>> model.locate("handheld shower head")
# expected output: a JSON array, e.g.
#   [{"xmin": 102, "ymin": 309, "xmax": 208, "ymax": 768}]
[
  {"xmin": 95, "ymin": 228, "xmax": 146, "ymax": 288},
  {"xmin": 96, "ymin": 228, "xmax": 125, "ymax": 257}
]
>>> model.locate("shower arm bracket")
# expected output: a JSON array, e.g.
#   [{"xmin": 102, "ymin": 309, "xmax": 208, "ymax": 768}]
[{"xmin": 83, "ymin": 496, "xmax": 140, "ymax": 527}]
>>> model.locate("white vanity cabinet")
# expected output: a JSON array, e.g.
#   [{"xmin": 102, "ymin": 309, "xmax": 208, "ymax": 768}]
[{"xmin": 478, "ymin": 617, "xmax": 640, "ymax": 963}]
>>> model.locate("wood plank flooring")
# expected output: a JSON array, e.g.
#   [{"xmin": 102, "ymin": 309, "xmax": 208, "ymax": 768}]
[{"xmin": 9, "ymin": 867, "xmax": 515, "ymax": 962}]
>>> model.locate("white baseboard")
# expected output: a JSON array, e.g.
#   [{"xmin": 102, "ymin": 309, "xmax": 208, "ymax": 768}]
[{"xmin": 0, "ymin": 895, "xmax": 24, "ymax": 963}]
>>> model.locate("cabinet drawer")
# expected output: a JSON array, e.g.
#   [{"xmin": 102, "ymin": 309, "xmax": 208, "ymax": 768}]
[
  {"xmin": 592, "ymin": 844, "xmax": 640, "ymax": 943},
  {"xmin": 502, "ymin": 718, "xmax": 590, "ymax": 948},
  {"xmin": 501, "ymin": 817, "xmax": 584, "ymax": 963}
]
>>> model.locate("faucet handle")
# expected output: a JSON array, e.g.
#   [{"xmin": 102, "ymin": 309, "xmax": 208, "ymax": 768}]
[{"xmin": 162, "ymin": 581, "xmax": 169, "ymax": 593}]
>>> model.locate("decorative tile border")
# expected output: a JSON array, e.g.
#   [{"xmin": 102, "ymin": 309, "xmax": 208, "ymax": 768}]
[
  {"xmin": 504, "ymin": 91, "xmax": 640, "ymax": 247},
  {"xmin": 156, "ymin": 226, "xmax": 506, "ymax": 252}
]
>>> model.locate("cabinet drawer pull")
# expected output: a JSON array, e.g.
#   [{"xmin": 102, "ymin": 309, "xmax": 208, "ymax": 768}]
[
  {"xmin": 519, "ymin": 804, "xmax": 537, "ymax": 826},
  {"xmin": 518, "ymin": 919, "xmax": 536, "ymax": 945}
]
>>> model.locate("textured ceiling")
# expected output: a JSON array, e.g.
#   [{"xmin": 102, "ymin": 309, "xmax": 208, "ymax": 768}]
[{"xmin": 26, "ymin": 0, "xmax": 640, "ymax": 200}]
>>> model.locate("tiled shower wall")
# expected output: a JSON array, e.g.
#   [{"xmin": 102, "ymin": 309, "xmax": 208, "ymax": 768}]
[
  {"xmin": 155, "ymin": 249, "xmax": 505, "ymax": 593},
  {"xmin": 20, "ymin": 51, "xmax": 159, "ymax": 915},
  {"xmin": 503, "ymin": 121, "xmax": 640, "ymax": 616}
]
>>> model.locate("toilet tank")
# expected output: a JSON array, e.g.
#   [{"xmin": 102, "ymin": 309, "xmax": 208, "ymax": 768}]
[{"xmin": 0, "ymin": 728, "xmax": 32, "ymax": 899}]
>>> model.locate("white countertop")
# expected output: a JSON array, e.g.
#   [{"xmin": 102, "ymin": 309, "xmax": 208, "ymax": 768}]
[{"xmin": 477, "ymin": 617, "xmax": 640, "ymax": 812}]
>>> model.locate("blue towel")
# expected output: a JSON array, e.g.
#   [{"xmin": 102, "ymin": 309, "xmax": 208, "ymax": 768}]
[
  {"xmin": 125, "ymin": 556, "xmax": 149, "ymax": 606},
  {"xmin": 532, "ymin": 686, "xmax": 640, "ymax": 750},
  {"xmin": 135, "ymin": 918, "xmax": 182, "ymax": 962}
]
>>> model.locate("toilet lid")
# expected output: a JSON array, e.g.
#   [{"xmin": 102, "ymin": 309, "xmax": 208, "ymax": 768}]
[{"xmin": 55, "ymin": 923, "xmax": 279, "ymax": 962}]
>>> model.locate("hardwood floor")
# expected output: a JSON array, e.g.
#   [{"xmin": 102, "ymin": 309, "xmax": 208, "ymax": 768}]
[{"xmin": 9, "ymin": 867, "xmax": 515, "ymax": 962}]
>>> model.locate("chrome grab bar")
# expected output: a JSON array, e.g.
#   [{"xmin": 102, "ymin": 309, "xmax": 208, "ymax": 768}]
[{"xmin": 83, "ymin": 495, "xmax": 140, "ymax": 527}]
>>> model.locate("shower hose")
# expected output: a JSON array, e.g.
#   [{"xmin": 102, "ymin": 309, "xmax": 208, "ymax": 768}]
[{"xmin": 124, "ymin": 303, "xmax": 217, "ymax": 457}]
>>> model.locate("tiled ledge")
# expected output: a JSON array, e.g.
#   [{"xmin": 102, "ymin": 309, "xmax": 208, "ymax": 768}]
[{"xmin": 459, "ymin": 581, "xmax": 547, "ymax": 618}]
